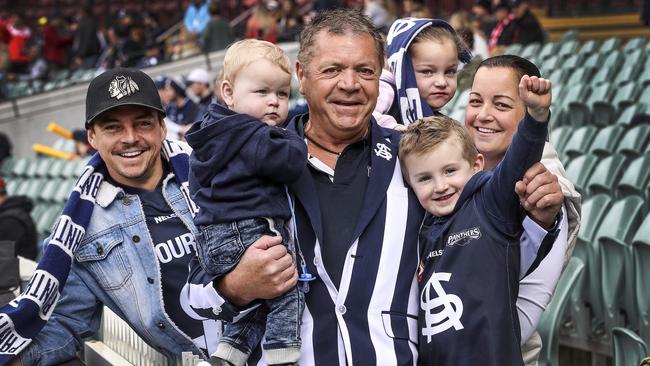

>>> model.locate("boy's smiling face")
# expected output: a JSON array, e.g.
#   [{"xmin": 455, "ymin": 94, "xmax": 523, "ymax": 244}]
[
  {"xmin": 404, "ymin": 136, "xmax": 483, "ymax": 217},
  {"xmin": 222, "ymin": 58, "xmax": 291, "ymax": 126}
]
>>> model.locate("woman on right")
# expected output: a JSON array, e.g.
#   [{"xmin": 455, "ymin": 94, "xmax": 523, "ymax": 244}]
[{"xmin": 464, "ymin": 54, "xmax": 582, "ymax": 365}]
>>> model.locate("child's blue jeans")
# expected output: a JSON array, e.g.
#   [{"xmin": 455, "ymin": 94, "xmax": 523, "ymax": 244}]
[{"xmin": 197, "ymin": 217, "xmax": 303, "ymax": 366}]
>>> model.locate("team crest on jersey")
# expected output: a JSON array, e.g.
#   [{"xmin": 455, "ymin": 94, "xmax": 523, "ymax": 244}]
[
  {"xmin": 109, "ymin": 75, "xmax": 139, "ymax": 99},
  {"xmin": 420, "ymin": 271, "xmax": 464, "ymax": 342},
  {"xmin": 446, "ymin": 227, "xmax": 481, "ymax": 247}
]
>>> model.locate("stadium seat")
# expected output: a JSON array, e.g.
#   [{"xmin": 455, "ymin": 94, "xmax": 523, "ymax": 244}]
[
  {"xmin": 36, "ymin": 205, "xmax": 61, "ymax": 241},
  {"xmin": 617, "ymin": 154, "xmax": 650, "ymax": 199},
  {"xmin": 570, "ymin": 194, "xmax": 612, "ymax": 339},
  {"xmin": 616, "ymin": 125, "xmax": 650, "ymax": 159},
  {"xmin": 559, "ymin": 29, "xmax": 579, "ymax": 43},
  {"xmin": 632, "ymin": 214, "xmax": 650, "ymax": 343},
  {"xmin": 612, "ymin": 327, "xmax": 648, "ymax": 366},
  {"xmin": 564, "ymin": 126, "xmax": 598, "ymax": 157},
  {"xmin": 541, "ymin": 55, "xmax": 562, "ymax": 73},
  {"xmin": 520, "ymin": 43, "xmax": 541, "ymax": 60},
  {"xmin": 562, "ymin": 53, "xmax": 586, "ymax": 71},
  {"xmin": 11, "ymin": 158, "xmax": 30, "ymax": 177},
  {"xmin": 549, "ymin": 126, "xmax": 573, "ymax": 154},
  {"xmin": 613, "ymin": 66, "xmax": 638, "ymax": 86},
  {"xmin": 578, "ymin": 39, "xmax": 600, "ymax": 55},
  {"xmin": 586, "ymin": 153, "xmax": 628, "ymax": 196},
  {"xmin": 599, "ymin": 37, "xmax": 622, "ymax": 53},
  {"xmin": 590, "ymin": 66, "xmax": 618, "ymax": 87},
  {"xmin": 555, "ymin": 84, "xmax": 591, "ymax": 125},
  {"xmin": 504, "ymin": 44, "xmax": 523, "ymax": 55},
  {"xmin": 538, "ymin": 257, "xmax": 585, "ymax": 366},
  {"xmin": 597, "ymin": 196, "xmax": 646, "ymax": 335},
  {"xmin": 31, "ymin": 203, "xmax": 48, "ymax": 224},
  {"xmin": 591, "ymin": 81, "xmax": 638, "ymax": 126},
  {"xmin": 47, "ymin": 159, "xmax": 67, "ymax": 178},
  {"xmin": 5, "ymin": 178, "xmax": 21, "ymax": 196},
  {"xmin": 39, "ymin": 179, "xmax": 63, "ymax": 203},
  {"xmin": 569, "ymin": 82, "xmax": 613, "ymax": 126},
  {"xmin": 621, "ymin": 49, "xmax": 646, "ymax": 71},
  {"xmin": 0, "ymin": 157, "xmax": 15, "ymax": 177},
  {"xmin": 24, "ymin": 178, "xmax": 46, "ymax": 202},
  {"xmin": 538, "ymin": 42, "xmax": 559, "ymax": 61},
  {"xmin": 622, "ymin": 37, "xmax": 648, "ymax": 53},
  {"xmin": 25, "ymin": 160, "xmax": 39, "ymax": 177},
  {"xmin": 641, "ymin": 65, "xmax": 650, "ymax": 87},
  {"xmin": 566, "ymin": 66, "xmax": 595, "ymax": 86},
  {"xmin": 34, "ymin": 158, "xmax": 53, "ymax": 178},
  {"xmin": 588, "ymin": 125, "xmax": 625, "ymax": 157},
  {"xmin": 616, "ymin": 105, "xmax": 647, "ymax": 126},
  {"xmin": 583, "ymin": 53, "xmax": 604, "ymax": 69},
  {"xmin": 638, "ymin": 83, "xmax": 650, "ymax": 106},
  {"xmin": 61, "ymin": 160, "xmax": 80, "ymax": 178},
  {"xmin": 565, "ymin": 153, "xmax": 599, "ymax": 196},
  {"xmin": 54, "ymin": 179, "xmax": 75, "ymax": 203},
  {"xmin": 558, "ymin": 40, "xmax": 579, "ymax": 57}
]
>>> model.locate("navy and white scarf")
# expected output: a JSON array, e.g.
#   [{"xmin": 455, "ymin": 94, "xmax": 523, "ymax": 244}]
[
  {"xmin": 386, "ymin": 18, "xmax": 472, "ymax": 125},
  {"xmin": 0, "ymin": 139, "xmax": 195, "ymax": 364}
]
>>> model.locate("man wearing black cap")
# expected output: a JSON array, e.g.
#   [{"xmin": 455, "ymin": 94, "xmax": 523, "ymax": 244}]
[{"xmin": 8, "ymin": 68, "xmax": 295, "ymax": 365}]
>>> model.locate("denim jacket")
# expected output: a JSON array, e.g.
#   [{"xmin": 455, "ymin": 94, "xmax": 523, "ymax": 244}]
[{"xmin": 21, "ymin": 173, "xmax": 209, "ymax": 365}]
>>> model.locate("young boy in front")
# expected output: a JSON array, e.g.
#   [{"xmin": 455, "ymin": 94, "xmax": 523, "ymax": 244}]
[
  {"xmin": 185, "ymin": 39, "xmax": 306, "ymax": 366},
  {"xmin": 399, "ymin": 75, "xmax": 552, "ymax": 366}
]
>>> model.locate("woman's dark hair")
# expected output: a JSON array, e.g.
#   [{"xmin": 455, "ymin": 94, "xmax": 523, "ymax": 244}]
[{"xmin": 474, "ymin": 54, "xmax": 541, "ymax": 83}]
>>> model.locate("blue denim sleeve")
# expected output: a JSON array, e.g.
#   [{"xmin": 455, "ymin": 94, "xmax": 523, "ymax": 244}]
[{"xmin": 20, "ymin": 264, "xmax": 103, "ymax": 365}]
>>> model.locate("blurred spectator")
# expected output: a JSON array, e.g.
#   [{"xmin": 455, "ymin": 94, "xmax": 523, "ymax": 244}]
[
  {"xmin": 200, "ymin": 1, "xmax": 234, "ymax": 53},
  {"xmin": 158, "ymin": 76, "xmax": 201, "ymax": 126},
  {"xmin": 121, "ymin": 24, "xmax": 147, "ymax": 67},
  {"xmin": 186, "ymin": 68, "xmax": 212, "ymax": 111},
  {"xmin": 401, "ymin": 0, "xmax": 430, "ymax": 18},
  {"xmin": 71, "ymin": 5, "xmax": 101, "ymax": 69},
  {"xmin": 246, "ymin": 0, "xmax": 281, "ymax": 43},
  {"xmin": 0, "ymin": 133, "xmax": 11, "ymax": 164},
  {"xmin": 212, "ymin": 70, "xmax": 224, "ymax": 105},
  {"xmin": 488, "ymin": 1, "xmax": 515, "ymax": 54},
  {"xmin": 6, "ymin": 14, "xmax": 33, "ymax": 75},
  {"xmin": 0, "ymin": 15, "xmax": 10, "ymax": 73},
  {"xmin": 471, "ymin": 0, "xmax": 496, "ymax": 38},
  {"xmin": 0, "ymin": 177, "xmax": 37, "ymax": 260},
  {"xmin": 363, "ymin": 0, "xmax": 393, "ymax": 34},
  {"xmin": 277, "ymin": 0, "xmax": 304, "ymax": 42},
  {"xmin": 72, "ymin": 129, "xmax": 96, "ymax": 157},
  {"xmin": 511, "ymin": 0, "xmax": 544, "ymax": 45},
  {"xmin": 184, "ymin": 0, "xmax": 210, "ymax": 35},
  {"xmin": 449, "ymin": 11, "xmax": 489, "ymax": 60},
  {"xmin": 40, "ymin": 16, "xmax": 73, "ymax": 71},
  {"xmin": 644, "ymin": 0, "xmax": 650, "ymax": 26},
  {"xmin": 95, "ymin": 26, "xmax": 122, "ymax": 72},
  {"xmin": 141, "ymin": 12, "xmax": 162, "ymax": 47}
]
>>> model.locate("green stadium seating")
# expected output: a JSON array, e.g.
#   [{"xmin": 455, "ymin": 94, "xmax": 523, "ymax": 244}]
[
  {"xmin": 570, "ymin": 194, "xmax": 612, "ymax": 339},
  {"xmin": 25, "ymin": 160, "xmax": 39, "ymax": 177},
  {"xmin": 567, "ymin": 67, "xmax": 595, "ymax": 86},
  {"xmin": 591, "ymin": 81, "xmax": 638, "ymax": 126},
  {"xmin": 616, "ymin": 125, "xmax": 650, "ymax": 159},
  {"xmin": 597, "ymin": 196, "xmax": 645, "ymax": 335},
  {"xmin": 638, "ymin": 83, "xmax": 650, "ymax": 106},
  {"xmin": 578, "ymin": 39, "xmax": 600, "ymax": 55},
  {"xmin": 548, "ymin": 70, "xmax": 569, "ymax": 90},
  {"xmin": 564, "ymin": 126, "xmax": 598, "ymax": 157},
  {"xmin": 558, "ymin": 40, "xmax": 579, "ymax": 57},
  {"xmin": 613, "ymin": 66, "xmax": 637, "ymax": 86},
  {"xmin": 54, "ymin": 179, "xmax": 75, "ymax": 203},
  {"xmin": 559, "ymin": 29, "xmax": 579, "ymax": 43},
  {"xmin": 586, "ymin": 153, "xmax": 628, "ymax": 196},
  {"xmin": 11, "ymin": 158, "xmax": 30, "ymax": 177},
  {"xmin": 639, "ymin": 65, "xmax": 650, "ymax": 87},
  {"xmin": 61, "ymin": 160, "xmax": 79, "ymax": 178},
  {"xmin": 47, "ymin": 159, "xmax": 67, "ymax": 178},
  {"xmin": 632, "ymin": 215, "xmax": 650, "ymax": 344},
  {"xmin": 538, "ymin": 42, "xmax": 559, "ymax": 60},
  {"xmin": 504, "ymin": 44, "xmax": 523, "ymax": 55},
  {"xmin": 538, "ymin": 257, "xmax": 585, "ymax": 366},
  {"xmin": 590, "ymin": 66, "xmax": 618, "ymax": 87},
  {"xmin": 30, "ymin": 203, "xmax": 48, "ymax": 224},
  {"xmin": 622, "ymin": 37, "xmax": 648, "ymax": 53},
  {"xmin": 565, "ymin": 153, "xmax": 599, "ymax": 196},
  {"xmin": 0, "ymin": 157, "xmax": 15, "ymax": 177},
  {"xmin": 549, "ymin": 126, "xmax": 573, "ymax": 154},
  {"xmin": 609, "ymin": 81, "xmax": 640, "ymax": 112},
  {"xmin": 616, "ymin": 105, "xmax": 647, "ymax": 126},
  {"xmin": 520, "ymin": 43, "xmax": 541, "ymax": 60},
  {"xmin": 5, "ymin": 178, "xmax": 21, "ymax": 196},
  {"xmin": 599, "ymin": 37, "xmax": 622, "ymax": 53},
  {"xmin": 541, "ymin": 55, "xmax": 562, "ymax": 73},
  {"xmin": 588, "ymin": 125, "xmax": 625, "ymax": 157},
  {"xmin": 39, "ymin": 179, "xmax": 63, "ymax": 203},
  {"xmin": 583, "ymin": 53, "xmax": 604, "ymax": 69},
  {"xmin": 24, "ymin": 178, "xmax": 45, "ymax": 202},
  {"xmin": 617, "ymin": 154, "xmax": 650, "ymax": 198},
  {"xmin": 569, "ymin": 82, "xmax": 613, "ymax": 126},
  {"xmin": 612, "ymin": 327, "xmax": 648, "ymax": 366},
  {"xmin": 555, "ymin": 83, "xmax": 591, "ymax": 126},
  {"xmin": 622, "ymin": 49, "xmax": 646, "ymax": 71},
  {"xmin": 36, "ymin": 204, "xmax": 63, "ymax": 240},
  {"xmin": 33, "ymin": 158, "xmax": 54, "ymax": 178},
  {"xmin": 562, "ymin": 53, "xmax": 586, "ymax": 71}
]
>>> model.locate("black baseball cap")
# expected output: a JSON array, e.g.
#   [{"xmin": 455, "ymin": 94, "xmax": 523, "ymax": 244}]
[{"xmin": 85, "ymin": 68, "xmax": 165, "ymax": 129}]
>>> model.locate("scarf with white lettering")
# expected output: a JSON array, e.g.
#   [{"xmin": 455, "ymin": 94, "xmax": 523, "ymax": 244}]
[
  {"xmin": 386, "ymin": 18, "xmax": 471, "ymax": 125},
  {"xmin": 0, "ymin": 139, "xmax": 195, "ymax": 364},
  {"xmin": 488, "ymin": 14, "xmax": 514, "ymax": 52}
]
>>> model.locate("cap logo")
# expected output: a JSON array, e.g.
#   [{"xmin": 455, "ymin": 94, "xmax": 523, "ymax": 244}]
[{"xmin": 108, "ymin": 75, "xmax": 139, "ymax": 100}]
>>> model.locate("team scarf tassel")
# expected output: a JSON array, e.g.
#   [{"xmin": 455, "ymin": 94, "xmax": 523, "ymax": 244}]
[
  {"xmin": 386, "ymin": 18, "xmax": 472, "ymax": 126},
  {"xmin": 0, "ymin": 139, "xmax": 196, "ymax": 365}
]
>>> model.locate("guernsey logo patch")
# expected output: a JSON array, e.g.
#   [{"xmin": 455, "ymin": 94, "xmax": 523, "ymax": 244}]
[{"xmin": 446, "ymin": 227, "xmax": 481, "ymax": 247}]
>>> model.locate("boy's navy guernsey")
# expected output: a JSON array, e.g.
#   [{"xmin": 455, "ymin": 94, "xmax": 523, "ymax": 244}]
[
  {"xmin": 186, "ymin": 103, "xmax": 307, "ymax": 226},
  {"xmin": 417, "ymin": 113, "xmax": 548, "ymax": 366}
]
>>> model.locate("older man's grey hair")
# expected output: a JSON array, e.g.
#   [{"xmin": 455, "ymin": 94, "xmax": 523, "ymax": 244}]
[{"xmin": 297, "ymin": 9, "xmax": 385, "ymax": 72}]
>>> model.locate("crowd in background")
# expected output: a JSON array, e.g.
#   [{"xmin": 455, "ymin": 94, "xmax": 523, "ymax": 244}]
[{"xmin": 0, "ymin": 0, "xmax": 546, "ymax": 101}]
